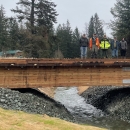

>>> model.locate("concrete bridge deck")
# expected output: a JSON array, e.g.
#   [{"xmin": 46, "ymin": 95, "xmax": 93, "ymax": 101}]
[{"xmin": 0, "ymin": 58, "xmax": 130, "ymax": 88}]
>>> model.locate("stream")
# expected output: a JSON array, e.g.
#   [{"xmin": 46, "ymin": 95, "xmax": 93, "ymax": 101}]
[{"xmin": 54, "ymin": 87, "xmax": 130, "ymax": 130}]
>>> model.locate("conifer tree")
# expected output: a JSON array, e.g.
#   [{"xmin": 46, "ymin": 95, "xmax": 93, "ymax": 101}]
[
  {"xmin": 11, "ymin": 0, "xmax": 58, "ymax": 35},
  {"xmin": 8, "ymin": 17, "xmax": 20, "ymax": 50},
  {"xmin": 11, "ymin": 0, "xmax": 58, "ymax": 58},
  {"xmin": 88, "ymin": 13, "xmax": 104, "ymax": 39},
  {"xmin": 94, "ymin": 13, "xmax": 104, "ymax": 39},
  {"xmin": 111, "ymin": 0, "xmax": 130, "ymax": 57},
  {"xmin": 71, "ymin": 27, "xmax": 80, "ymax": 58},
  {"xmin": 88, "ymin": 16, "xmax": 94, "ymax": 38},
  {"xmin": 111, "ymin": 0, "xmax": 130, "ymax": 39},
  {"xmin": 0, "ymin": 5, "xmax": 9, "ymax": 52},
  {"xmin": 56, "ymin": 20, "xmax": 73, "ymax": 58}
]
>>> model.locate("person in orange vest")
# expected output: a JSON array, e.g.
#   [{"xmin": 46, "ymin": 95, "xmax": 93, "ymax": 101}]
[{"xmin": 89, "ymin": 33, "xmax": 100, "ymax": 58}]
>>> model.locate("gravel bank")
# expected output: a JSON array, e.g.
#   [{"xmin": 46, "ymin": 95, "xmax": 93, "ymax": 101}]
[
  {"xmin": 81, "ymin": 86, "xmax": 130, "ymax": 122},
  {"xmin": 0, "ymin": 88, "xmax": 76, "ymax": 123}
]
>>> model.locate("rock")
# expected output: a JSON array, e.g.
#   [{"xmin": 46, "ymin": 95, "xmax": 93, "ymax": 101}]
[
  {"xmin": 81, "ymin": 86, "xmax": 130, "ymax": 123},
  {"xmin": 0, "ymin": 88, "xmax": 76, "ymax": 123}
]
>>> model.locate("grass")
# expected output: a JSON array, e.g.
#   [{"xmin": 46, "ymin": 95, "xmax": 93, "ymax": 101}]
[{"xmin": 0, "ymin": 107, "xmax": 107, "ymax": 130}]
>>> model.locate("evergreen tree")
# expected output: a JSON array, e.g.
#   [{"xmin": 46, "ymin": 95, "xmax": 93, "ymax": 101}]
[
  {"xmin": 7, "ymin": 17, "xmax": 20, "ymax": 50},
  {"xmin": 11, "ymin": 0, "xmax": 58, "ymax": 58},
  {"xmin": 65, "ymin": 20, "xmax": 73, "ymax": 58},
  {"xmin": 56, "ymin": 20, "xmax": 73, "ymax": 58},
  {"xmin": 110, "ymin": 0, "xmax": 130, "ymax": 39},
  {"xmin": 11, "ymin": 0, "xmax": 58, "ymax": 35},
  {"xmin": 47, "ymin": 27, "xmax": 61, "ymax": 58},
  {"xmin": 88, "ymin": 16, "xmax": 94, "ymax": 38},
  {"xmin": 94, "ymin": 13, "xmax": 104, "ymax": 39},
  {"xmin": 88, "ymin": 14, "xmax": 104, "ymax": 39},
  {"xmin": 84, "ymin": 23, "xmax": 88, "ymax": 36},
  {"xmin": 111, "ymin": 0, "xmax": 130, "ymax": 57},
  {"xmin": 71, "ymin": 27, "xmax": 80, "ymax": 58},
  {"xmin": 36, "ymin": 0, "xmax": 58, "ymax": 30},
  {"xmin": 0, "ymin": 5, "xmax": 9, "ymax": 53}
]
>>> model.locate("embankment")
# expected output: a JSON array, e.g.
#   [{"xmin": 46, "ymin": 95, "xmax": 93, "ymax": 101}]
[
  {"xmin": 0, "ymin": 88, "xmax": 76, "ymax": 123},
  {"xmin": 81, "ymin": 86, "xmax": 130, "ymax": 122}
]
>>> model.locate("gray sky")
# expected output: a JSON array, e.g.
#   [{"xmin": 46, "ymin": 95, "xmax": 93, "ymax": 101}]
[{"xmin": 1, "ymin": 0, "xmax": 117, "ymax": 37}]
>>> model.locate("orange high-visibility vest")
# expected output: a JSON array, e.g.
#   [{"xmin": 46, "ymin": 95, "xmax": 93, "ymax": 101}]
[{"xmin": 89, "ymin": 38, "xmax": 100, "ymax": 48}]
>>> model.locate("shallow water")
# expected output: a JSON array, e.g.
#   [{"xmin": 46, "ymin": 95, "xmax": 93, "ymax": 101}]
[
  {"xmin": 54, "ymin": 87, "xmax": 103, "ymax": 120},
  {"xmin": 54, "ymin": 87, "xmax": 130, "ymax": 130}
]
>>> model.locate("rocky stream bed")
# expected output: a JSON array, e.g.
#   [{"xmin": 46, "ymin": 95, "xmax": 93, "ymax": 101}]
[{"xmin": 1, "ymin": 86, "xmax": 130, "ymax": 130}]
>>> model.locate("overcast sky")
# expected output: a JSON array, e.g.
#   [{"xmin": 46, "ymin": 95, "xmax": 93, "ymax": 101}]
[{"xmin": 1, "ymin": 0, "xmax": 117, "ymax": 37}]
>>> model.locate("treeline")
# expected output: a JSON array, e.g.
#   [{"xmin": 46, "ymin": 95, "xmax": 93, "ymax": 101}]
[{"xmin": 0, "ymin": 0, "xmax": 130, "ymax": 58}]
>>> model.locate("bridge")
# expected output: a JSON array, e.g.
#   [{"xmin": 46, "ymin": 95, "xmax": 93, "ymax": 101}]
[{"xmin": 0, "ymin": 58, "xmax": 130, "ymax": 88}]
